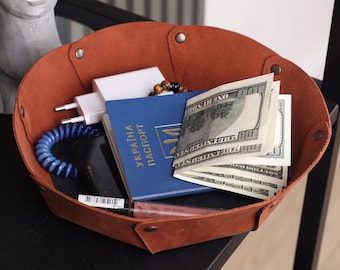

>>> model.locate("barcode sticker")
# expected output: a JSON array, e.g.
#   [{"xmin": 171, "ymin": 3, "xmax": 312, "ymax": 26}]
[{"xmin": 78, "ymin": 194, "xmax": 125, "ymax": 209}]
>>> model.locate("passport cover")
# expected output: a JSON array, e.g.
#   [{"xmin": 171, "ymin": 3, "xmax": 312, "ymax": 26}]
[{"xmin": 102, "ymin": 91, "xmax": 212, "ymax": 200}]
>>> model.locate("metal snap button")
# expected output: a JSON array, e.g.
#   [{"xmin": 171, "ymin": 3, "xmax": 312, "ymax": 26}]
[
  {"xmin": 20, "ymin": 105, "xmax": 25, "ymax": 118},
  {"xmin": 144, "ymin": 226, "xmax": 158, "ymax": 232},
  {"xmin": 175, "ymin": 33, "xmax": 186, "ymax": 43},
  {"xmin": 75, "ymin": 48, "xmax": 85, "ymax": 59},
  {"xmin": 270, "ymin": 64, "xmax": 282, "ymax": 75},
  {"xmin": 314, "ymin": 130, "xmax": 323, "ymax": 140}
]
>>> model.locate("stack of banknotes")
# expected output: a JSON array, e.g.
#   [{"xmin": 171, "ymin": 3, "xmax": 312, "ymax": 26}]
[{"xmin": 173, "ymin": 73, "xmax": 291, "ymax": 200}]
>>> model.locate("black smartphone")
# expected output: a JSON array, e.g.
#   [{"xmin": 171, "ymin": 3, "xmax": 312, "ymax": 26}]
[{"xmin": 72, "ymin": 134, "xmax": 127, "ymax": 198}]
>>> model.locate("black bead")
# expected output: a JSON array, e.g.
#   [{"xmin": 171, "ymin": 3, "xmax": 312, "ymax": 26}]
[{"xmin": 170, "ymin": 82, "xmax": 181, "ymax": 93}]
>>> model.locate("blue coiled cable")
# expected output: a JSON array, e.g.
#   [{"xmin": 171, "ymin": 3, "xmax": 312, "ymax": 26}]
[{"xmin": 35, "ymin": 123, "xmax": 101, "ymax": 178}]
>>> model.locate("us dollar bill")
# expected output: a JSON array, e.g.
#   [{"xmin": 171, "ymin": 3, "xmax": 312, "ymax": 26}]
[
  {"xmin": 184, "ymin": 170, "xmax": 283, "ymax": 192},
  {"xmin": 191, "ymin": 164, "xmax": 288, "ymax": 187},
  {"xmin": 177, "ymin": 171, "xmax": 276, "ymax": 200},
  {"xmin": 232, "ymin": 94, "xmax": 291, "ymax": 166},
  {"xmin": 173, "ymin": 73, "xmax": 275, "ymax": 168}
]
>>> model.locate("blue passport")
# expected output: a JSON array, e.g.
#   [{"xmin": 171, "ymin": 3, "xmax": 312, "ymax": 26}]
[{"xmin": 102, "ymin": 91, "xmax": 212, "ymax": 201}]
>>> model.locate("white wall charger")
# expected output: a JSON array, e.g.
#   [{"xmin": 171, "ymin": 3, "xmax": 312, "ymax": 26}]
[{"xmin": 55, "ymin": 67, "xmax": 166, "ymax": 125}]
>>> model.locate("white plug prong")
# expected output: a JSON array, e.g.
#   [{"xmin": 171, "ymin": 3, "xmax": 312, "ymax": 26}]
[{"xmin": 55, "ymin": 102, "xmax": 78, "ymax": 112}]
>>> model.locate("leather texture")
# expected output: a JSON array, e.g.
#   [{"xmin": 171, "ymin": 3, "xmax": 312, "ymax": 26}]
[{"xmin": 13, "ymin": 22, "xmax": 331, "ymax": 253}]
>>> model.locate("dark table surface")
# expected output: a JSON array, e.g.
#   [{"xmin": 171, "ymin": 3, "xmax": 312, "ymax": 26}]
[{"xmin": 0, "ymin": 113, "xmax": 247, "ymax": 270}]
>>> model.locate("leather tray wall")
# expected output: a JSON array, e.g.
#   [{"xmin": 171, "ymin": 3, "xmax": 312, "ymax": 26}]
[{"xmin": 13, "ymin": 22, "xmax": 331, "ymax": 254}]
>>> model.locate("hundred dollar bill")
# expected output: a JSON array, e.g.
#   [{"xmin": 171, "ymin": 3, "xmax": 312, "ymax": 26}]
[
  {"xmin": 191, "ymin": 164, "xmax": 288, "ymax": 187},
  {"xmin": 173, "ymin": 93, "xmax": 290, "ymax": 178},
  {"xmin": 233, "ymin": 94, "xmax": 291, "ymax": 166},
  {"xmin": 184, "ymin": 170, "xmax": 283, "ymax": 192},
  {"xmin": 178, "ymin": 172, "xmax": 276, "ymax": 200},
  {"xmin": 173, "ymin": 73, "xmax": 276, "ymax": 168}
]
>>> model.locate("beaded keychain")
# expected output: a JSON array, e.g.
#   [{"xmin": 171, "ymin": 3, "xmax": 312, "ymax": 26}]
[{"xmin": 150, "ymin": 80, "xmax": 188, "ymax": 96}]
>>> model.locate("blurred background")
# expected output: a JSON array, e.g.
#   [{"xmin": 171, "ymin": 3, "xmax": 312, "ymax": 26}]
[{"xmin": 56, "ymin": 0, "xmax": 334, "ymax": 80}]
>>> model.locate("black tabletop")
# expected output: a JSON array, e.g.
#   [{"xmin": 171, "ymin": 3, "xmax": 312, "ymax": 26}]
[{"xmin": 0, "ymin": 114, "xmax": 247, "ymax": 270}]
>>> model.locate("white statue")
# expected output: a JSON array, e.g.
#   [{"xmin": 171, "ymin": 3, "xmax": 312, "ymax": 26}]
[{"xmin": 0, "ymin": 0, "xmax": 61, "ymax": 113}]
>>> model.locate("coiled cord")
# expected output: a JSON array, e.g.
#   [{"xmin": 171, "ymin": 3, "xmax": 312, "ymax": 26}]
[{"xmin": 35, "ymin": 123, "xmax": 101, "ymax": 178}]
